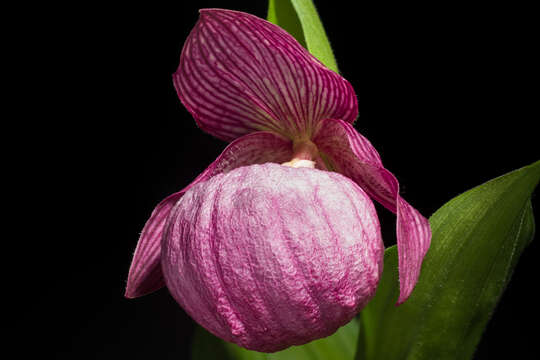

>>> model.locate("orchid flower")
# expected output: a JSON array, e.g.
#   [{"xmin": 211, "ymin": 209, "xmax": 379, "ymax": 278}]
[{"xmin": 126, "ymin": 9, "xmax": 431, "ymax": 353}]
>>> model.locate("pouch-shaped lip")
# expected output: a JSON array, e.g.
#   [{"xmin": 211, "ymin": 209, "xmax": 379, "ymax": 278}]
[{"xmin": 162, "ymin": 163, "xmax": 384, "ymax": 352}]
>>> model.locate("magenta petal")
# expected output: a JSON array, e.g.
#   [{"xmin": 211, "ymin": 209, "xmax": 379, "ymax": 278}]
[
  {"xmin": 125, "ymin": 191, "xmax": 183, "ymax": 298},
  {"xmin": 313, "ymin": 119, "xmax": 431, "ymax": 304},
  {"xmin": 125, "ymin": 131, "xmax": 293, "ymax": 298},
  {"xmin": 174, "ymin": 9, "xmax": 357, "ymax": 142},
  {"xmin": 162, "ymin": 163, "xmax": 383, "ymax": 352}
]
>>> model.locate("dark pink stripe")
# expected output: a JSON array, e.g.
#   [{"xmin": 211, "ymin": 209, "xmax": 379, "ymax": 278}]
[{"xmin": 174, "ymin": 9, "xmax": 358, "ymax": 142}]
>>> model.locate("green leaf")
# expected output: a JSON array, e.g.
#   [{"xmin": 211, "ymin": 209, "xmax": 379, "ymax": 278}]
[
  {"xmin": 356, "ymin": 160, "xmax": 540, "ymax": 360},
  {"xmin": 267, "ymin": 0, "xmax": 339, "ymax": 73},
  {"xmin": 192, "ymin": 317, "xmax": 359, "ymax": 360}
]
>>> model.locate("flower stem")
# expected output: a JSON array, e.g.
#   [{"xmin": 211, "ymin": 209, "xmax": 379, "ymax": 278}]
[{"xmin": 282, "ymin": 139, "xmax": 327, "ymax": 170}]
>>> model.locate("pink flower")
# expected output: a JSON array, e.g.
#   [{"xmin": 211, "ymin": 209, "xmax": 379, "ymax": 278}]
[{"xmin": 126, "ymin": 9, "xmax": 431, "ymax": 353}]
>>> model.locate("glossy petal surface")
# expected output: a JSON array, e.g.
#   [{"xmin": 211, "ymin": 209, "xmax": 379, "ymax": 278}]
[
  {"xmin": 125, "ymin": 132, "xmax": 292, "ymax": 298},
  {"xmin": 314, "ymin": 119, "xmax": 431, "ymax": 304},
  {"xmin": 162, "ymin": 163, "xmax": 384, "ymax": 352},
  {"xmin": 174, "ymin": 9, "xmax": 357, "ymax": 142}
]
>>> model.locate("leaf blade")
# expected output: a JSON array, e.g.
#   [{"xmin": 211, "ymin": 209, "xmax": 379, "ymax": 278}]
[
  {"xmin": 356, "ymin": 160, "xmax": 540, "ymax": 360},
  {"xmin": 267, "ymin": 0, "xmax": 338, "ymax": 73},
  {"xmin": 192, "ymin": 318, "xmax": 359, "ymax": 360}
]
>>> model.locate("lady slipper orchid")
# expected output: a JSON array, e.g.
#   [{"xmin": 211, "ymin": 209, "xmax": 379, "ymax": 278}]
[{"xmin": 126, "ymin": 9, "xmax": 431, "ymax": 353}]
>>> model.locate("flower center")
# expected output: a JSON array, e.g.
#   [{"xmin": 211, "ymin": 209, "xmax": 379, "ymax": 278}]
[{"xmin": 281, "ymin": 139, "xmax": 323, "ymax": 169}]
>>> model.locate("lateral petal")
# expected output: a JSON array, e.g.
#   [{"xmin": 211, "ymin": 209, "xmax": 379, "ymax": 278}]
[
  {"xmin": 125, "ymin": 191, "xmax": 183, "ymax": 298},
  {"xmin": 313, "ymin": 119, "xmax": 431, "ymax": 304},
  {"xmin": 125, "ymin": 131, "xmax": 292, "ymax": 298},
  {"xmin": 174, "ymin": 9, "xmax": 357, "ymax": 142}
]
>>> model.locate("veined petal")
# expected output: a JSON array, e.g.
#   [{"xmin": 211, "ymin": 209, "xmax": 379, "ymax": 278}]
[
  {"xmin": 162, "ymin": 163, "xmax": 383, "ymax": 352},
  {"xmin": 125, "ymin": 131, "xmax": 293, "ymax": 298},
  {"xmin": 125, "ymin": 191, "xmax": 183, "ymax": 298},
  {"xmin": 313, "ymin": 119, "xmax": 431, "ymax": 304},
  {"xmin": 174, "ymin": 9, "xmax": 357, "ymax": 142}
]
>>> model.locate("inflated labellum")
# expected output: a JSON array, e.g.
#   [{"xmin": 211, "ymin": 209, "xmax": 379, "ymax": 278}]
[{"xmin": 163, "ymin": 164, "xmax": 383, "ymax": 352}]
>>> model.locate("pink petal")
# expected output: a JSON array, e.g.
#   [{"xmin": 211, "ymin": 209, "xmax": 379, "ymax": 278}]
[
  {"xmin": 313, "ymin": 119, "xmax": 431, "ymax": 304},
  {"xmin": 174, "ymin": 9, "xmax": 357, "ymax": 142},
  {"xmin": 125, "ymin": 131, "xmax": 293, "ymax": 298},
  {"xmin": 162, "ymin": 163, "xmax": 383, "ymax": 352},
  {"xmin": 125, "ymin": 191, "xmax": 183, "ymax": 298}
]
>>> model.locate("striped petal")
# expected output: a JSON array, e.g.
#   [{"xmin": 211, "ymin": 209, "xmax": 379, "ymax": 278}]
[
  {"xmin": 125, "ymin": 191, "xmax": 183, "ymax": 298},
  {"xmin": 174, "ymin": 9, "xmax": 357, "ymax": 142},
  {"xmin": 125, "ymin": 131, "xmax": 293, "ymax": 298},
  {"xmin": 313, "ymin": 119, "xmax": 431, "ymax": 304}
]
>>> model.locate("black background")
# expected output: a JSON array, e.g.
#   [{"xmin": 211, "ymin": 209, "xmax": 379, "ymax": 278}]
[{"xmin": 29, "ymin": 1, "xmax": 538, "ymax": 359}]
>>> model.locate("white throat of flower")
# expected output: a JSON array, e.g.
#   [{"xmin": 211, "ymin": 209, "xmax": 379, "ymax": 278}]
[
  {"xmin": 281, "ymin": 139, "xmax": 321, "ymax": 169},
  {"xmin": 281, "ymin": 159, "xmax": 316, "ymax": 168}
]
